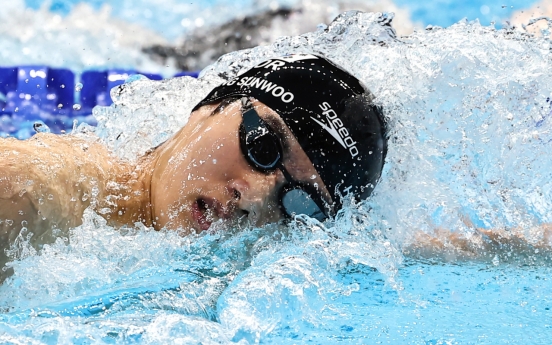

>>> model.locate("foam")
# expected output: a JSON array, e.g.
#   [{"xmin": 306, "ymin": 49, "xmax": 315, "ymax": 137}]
[
  {"xmin": 2, "ymin": 10, "xmax": 552, "ymax": 343},
  {"xmin": 91, "ymin": 10, "xmax": 552, "ymax": 247}
]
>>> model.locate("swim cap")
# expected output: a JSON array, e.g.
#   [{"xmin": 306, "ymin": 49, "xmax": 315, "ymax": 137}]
[{"xmin": 193, "ymin": 54, "xmax": 387, "ymax": 211}]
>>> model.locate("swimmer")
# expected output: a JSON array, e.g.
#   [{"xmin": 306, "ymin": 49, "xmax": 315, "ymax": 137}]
[{"xmin": 0, "ymin": 54, "xmax": 387, "ymax": 274}]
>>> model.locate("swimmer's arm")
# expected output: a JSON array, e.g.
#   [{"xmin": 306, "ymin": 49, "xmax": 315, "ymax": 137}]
[
  {"xmin": 404, "ymin": 226, "xmax": 552, "ymax": 261},
  {"xmin": 0, "ymin": 159, "xmax": 51, "ymax": 237}
]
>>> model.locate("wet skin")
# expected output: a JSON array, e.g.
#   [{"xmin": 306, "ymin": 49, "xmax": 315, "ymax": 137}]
[
  {"xmin": 149, "ymin": 99, "xmax": 332, "ymax": 232},
  {"xmin": 1, "ymin": 99, "xmax": 550, "ymax": 282},
  {"xmin": 0, "ymin": 99, "xmax": 331, "ymax": 273}
]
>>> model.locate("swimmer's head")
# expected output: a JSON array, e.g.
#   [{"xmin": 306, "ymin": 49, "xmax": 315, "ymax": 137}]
[{"xmin": 193, "ymin": 54, "xmax": 387, "ymax": 218}]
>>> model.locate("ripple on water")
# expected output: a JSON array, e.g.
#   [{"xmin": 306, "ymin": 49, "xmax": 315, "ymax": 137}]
[{"xmin": 2, "ymin": 11, "xmax": 552, "ymax": 343}]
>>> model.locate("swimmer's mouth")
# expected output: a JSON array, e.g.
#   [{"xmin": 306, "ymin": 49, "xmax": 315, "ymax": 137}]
[{"xmin": 192, "ymin": 198, "xmax": 230, "ymax": 231}]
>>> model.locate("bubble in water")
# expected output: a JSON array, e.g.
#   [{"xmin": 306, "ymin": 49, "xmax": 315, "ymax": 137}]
[
  {"xmin": 125, "ymin": 74, "xmax": 148, "ymax": 83},
  {"xmin": 2, "ymin": 11, "xmax": 552, "ymax": 344},
  {"xmin": 480, "ymin": 5, "xmax": 490, "ymax": 15},
  {"xmin": 75, "ymin": 82, "xmax": 83, "ymax": 92},
  {"xmin": 57, "ymin": 103, "xmax": 63, "ymax": 109},
  {"xmin": 33, "ymin": 122, "xmax": 51, "ymax": 133},
  {"xmin": 73, "ymin": 104, "xmax": 82, "ymax": 111}
]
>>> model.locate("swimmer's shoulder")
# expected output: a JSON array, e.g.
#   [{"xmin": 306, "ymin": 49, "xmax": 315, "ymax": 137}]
[
  {"xmin": 0, "ymin": 133, "xmax": 126, "ymax": 202},
  {"xmin": 0, "ymin": 133, "xmax": 115, "ymax": 265},
  {"xmin": 1, "ymin": 132, "xmax": 110, "ymax": 155},
  {"xmin": 0, "ymin": 133, "xmax": 130, "ymax": 234},
  {"xmin": 0, "ymin": 133, "xmax": 123, "ymax": 172}
]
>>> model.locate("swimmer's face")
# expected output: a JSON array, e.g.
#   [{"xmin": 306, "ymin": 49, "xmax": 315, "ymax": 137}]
[{"xmin": 149, "ymin": 99, "xmax": 331, "ymax": 233}]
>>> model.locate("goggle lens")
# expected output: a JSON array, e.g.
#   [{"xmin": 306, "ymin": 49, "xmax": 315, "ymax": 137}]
[
  {"xmin": 281, "ymin": 188, "xmax": 326, "ymax": 221},
  {"xmin": 242, "ymin": 108, "xmax": 281, "ymax": 169}
]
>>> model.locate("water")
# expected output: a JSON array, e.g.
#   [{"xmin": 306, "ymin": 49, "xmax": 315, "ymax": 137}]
[
  {"xmin": 4, "ymin": 0, "xmax": 416, "ymax": 74},
  {"xmin": 0, "ymin": 0, "xmax": 171, "ymax": 73},
  {"xmin": 394, "ymin": 0, "xmax": 539, "ymax": 28},
  {"xmin": 25, "ymin": 0, "xmax": 543, "ymax": 36},
  {"xmin": 24, "ymin": 0, "xmax": 409, "ymax": 41},
  {"xmin": 2, "ymin": 6, "xmax": 552, "ymax": 345}
]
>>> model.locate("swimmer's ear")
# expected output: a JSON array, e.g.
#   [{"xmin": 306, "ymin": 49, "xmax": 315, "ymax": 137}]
[
  {"xmin": 207, "ymin": 97, "xmax": 242, "ymax": 117},
  {"xmin": 188, "ymin": 103, "xmax": 219, "ymax": 120},
  {"xmin": 189, "ymin": 97, "xmax": 241, "ymax": 121}
]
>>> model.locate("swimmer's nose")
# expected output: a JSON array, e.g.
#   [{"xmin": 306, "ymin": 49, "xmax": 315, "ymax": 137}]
[{"xmin": 228, "ymin": 173, "xmax": 282, "ymax": 225}]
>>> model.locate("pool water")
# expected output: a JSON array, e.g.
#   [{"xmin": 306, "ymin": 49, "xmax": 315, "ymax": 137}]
[{"xmin": 2, "ymin": 1, "xmax": 552, "ymax": 344}]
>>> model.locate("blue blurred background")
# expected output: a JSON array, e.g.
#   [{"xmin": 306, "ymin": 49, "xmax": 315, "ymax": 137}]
[{"xmin": 25, "ymin": 0, "xmax": 540, "ymax": 30}]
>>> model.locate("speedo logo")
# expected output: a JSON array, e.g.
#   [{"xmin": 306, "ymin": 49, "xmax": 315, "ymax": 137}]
[
  {"xmin": 311, "ymin": 102, "xmax": 358, "ymax": 158},
  {"xmin": 223, "ymin": 76, "xmax": 294, "ymax": 103}
]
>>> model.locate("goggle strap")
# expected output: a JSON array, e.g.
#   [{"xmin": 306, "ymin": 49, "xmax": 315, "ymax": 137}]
[
  {"xmin": 277, "ymin": 162, "xmax": 294, "ymax": 185},
  {"xmin": 239, "ymin": 96, "xmax": 330, "ymax": 220},
  {"xmin": 241, "ymin": 97, "xmax": 252, "ymax": 111}
]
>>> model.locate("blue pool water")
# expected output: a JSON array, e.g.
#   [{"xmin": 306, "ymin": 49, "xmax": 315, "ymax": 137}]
[{"xmin": 2, "ymin": 1, "xmax": 552, "ymax": 344}]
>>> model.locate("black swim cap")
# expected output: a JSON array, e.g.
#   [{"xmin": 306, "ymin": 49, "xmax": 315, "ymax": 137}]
[{"xmin": 193, "ymin": 54, "xmax": 387, "ymax": 211}]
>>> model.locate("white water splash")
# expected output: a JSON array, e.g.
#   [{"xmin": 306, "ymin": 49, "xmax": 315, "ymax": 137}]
[
  {"xmin": 2, "ymin": 10, "xmax": 552, "ymax": 344},
  {"xmin": 90, "ymin": 75, "xmax": 221, "ymax": 161},
  {"xmin": 95, "ymin": 11, "xmax": 552, "ymax": 242}
]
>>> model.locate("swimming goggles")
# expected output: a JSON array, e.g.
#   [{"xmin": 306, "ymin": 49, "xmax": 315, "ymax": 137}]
[{"xmin": 238, "ymin": 97, "xmax": 330, "ymax": 221}]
